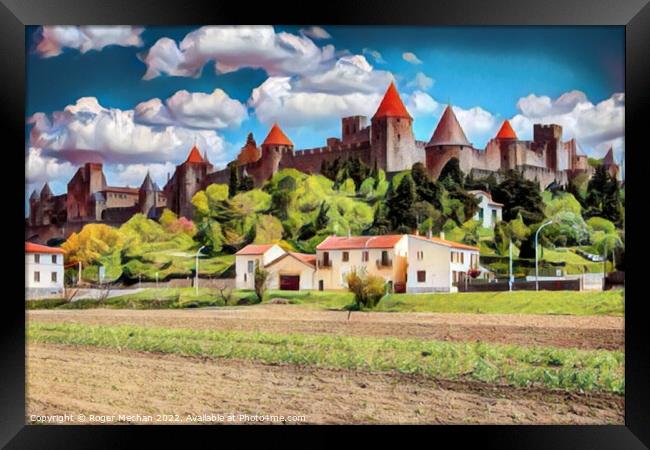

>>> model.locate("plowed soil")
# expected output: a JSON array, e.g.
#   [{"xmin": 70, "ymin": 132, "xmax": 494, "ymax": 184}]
[
  {"xmin": 28, "ymin": 305, "xmax": 624, "ymax": 350},
  {"xmin": 27, "ymin": 343, "xmax": 623, "ymax": 425}
]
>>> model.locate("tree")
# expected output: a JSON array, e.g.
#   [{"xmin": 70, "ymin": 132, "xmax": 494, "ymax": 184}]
[
  {"xmin": 492, "ymin": 170, "xmax": 545, "ymax": 224},
  {"xmin": 228, "ymin": 164, "xmax": 239, "ymax": 197},
  {"xmin": 439, "ymin": 157, "xmax": 464, "ymax": 188},
  {"xmin": 584, "ymin": 164, "xmax": 622, "ymax": 225},
  {"xmin": 238, "ymin": 173, "xmax": 254, "ymax": 192},
  {"xmin": 386, "ymin": 174, "xmax": 418, "ymax": 231},
  {"xmin": 253, "ymin": 261, "xmax": 270, "ymax": 303},
  {"xmin": 411, "ymin": 162, "xmax": 441, "ymax": 208}
]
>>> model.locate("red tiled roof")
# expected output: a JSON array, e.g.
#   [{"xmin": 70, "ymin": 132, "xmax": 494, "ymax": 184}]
[
  {"xmin": 316, "ymin": 235, "xmax": 404, "ymax": 251},
  {"xmin": 496, "ymin": 120, "xmax": 518, "ymax": 140},
  {"xmin": 289, "ymin": 252, "xmax": 316, "ymax": 267},
  {"xmin": 185, "ymin": 146, "xmax": 205, "ymax": 164},
  {"xmin": 262, "ymin": 123, "xmax": 293, "ymax": 147},
  {"xmin": 428, "ymin": 236, "xmax": 479, "ymax": 251},
  {"xmin": 372, "ymin": 81, "xmax": 412, "ymax": 120},
  {"xmin": 235, "ymin": 244, "xmax": 275, "ymax": 255},
  {"xmin": 428, "ymin": 105, "xmax": 471, "ymax": 147},
  {"xmin": 25, "ymin": 242, "xmax": 65, "ymax": 254}
]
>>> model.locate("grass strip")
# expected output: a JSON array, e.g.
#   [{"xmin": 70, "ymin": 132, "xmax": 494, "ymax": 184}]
[{"xmin": 28, "ymin": 322, "xmax": 624, "ymax": 395}]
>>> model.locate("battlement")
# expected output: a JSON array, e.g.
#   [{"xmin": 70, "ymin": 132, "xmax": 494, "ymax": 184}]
[
  {"xmin": 533, "ymin": 124, "xmax": 563, "ymax": 142},
  {"xmin": 292, "ymin": 141, "xmax": 369, "ymax": 158}
]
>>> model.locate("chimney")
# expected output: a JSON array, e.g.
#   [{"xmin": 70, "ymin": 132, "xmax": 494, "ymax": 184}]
[{"xmin": 440, "ymin": 231, "xmax": 445, "ymax": 240}]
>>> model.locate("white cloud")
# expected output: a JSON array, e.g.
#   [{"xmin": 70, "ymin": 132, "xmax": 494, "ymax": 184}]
[
  {"xmin": 248, "ymin": 54, "xmax": 395, "ymax": 128},
  {"xmin": 407, "ymin": 72, "xmax": 434, "ymax": 91},
  {"xmin": 105, "ymin": 162, "xmax": 177, "ymax": 188},
  {"xmin": 300, "ymin": 26, "xmax": 331, "ymax": 40},
  {"xmin": 35, "ymin": 26, "xmax": 144, "ymax": 57},
  {"xmin": 511, "ymin": 91, "xmax": 624, "ymax": 162},
  {"xmin": 134, "ymin": 89, "xmax": 247, "ymax": 129},
  {"xmin": 25, "ymin": 147, "xmax": 75, "ymax": 184},
  {"xmin": 27, "ymin": 97, "xmax": 228, "ymax": 167},
  {"xmin": 140, "ymin": 26, "xmax": 336, "ymax": 80},
  {"xmin": 402, "ymin": 52, "xmax": 423, "ymax": 65},
  {"xmin": 362, "ymin": 48, "xmax": 386, "ymax": 64},
  {"xmin": 452, "ymin": 106, "xmax": 499, "ymax": 143},
  {"xmin": 406, "ymin": 91, "xmax": 440, "ymax": 117}
]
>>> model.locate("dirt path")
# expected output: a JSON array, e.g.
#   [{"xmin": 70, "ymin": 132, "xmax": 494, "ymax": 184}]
[
  {"xmin": 28, "ymin": 306, "xmax": 624, "ymax": 350},
  {"xmin": 26, "ymin": 343, "xmax": 623, "ymax": 425}
]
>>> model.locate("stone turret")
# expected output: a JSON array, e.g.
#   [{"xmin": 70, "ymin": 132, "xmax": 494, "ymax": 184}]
[
  {"xmin": 370, "ymin": 81, "xmax": 415, "ymax": 172},
  {"xmin": 138, "ymin": 171, "xmax": 157, "ymax": 218},
  {"xmin": 424, "ymin": 105, "xmax": 474, "ymax": 179}
]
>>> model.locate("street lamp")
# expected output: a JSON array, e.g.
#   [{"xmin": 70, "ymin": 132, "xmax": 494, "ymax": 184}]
[
  {"xmin": 535, "ymin": 220, "xmax": 553, "ymax": 291},
  {"xmin": 195, "ymin": 246, "xmax": 206, "ymax": 296}
]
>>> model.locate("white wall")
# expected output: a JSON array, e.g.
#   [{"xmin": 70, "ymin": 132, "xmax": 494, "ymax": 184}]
[
  {"xmin": 405, "ymin": 236, "xmax": 451, "ymax": 292},
  {"xmin": 25, "ymin": 252, "xmax": 64, "ymax": 298},
  {"xmin": 473, "ymin": 192, "xmax": 502, "ymax": 228}
]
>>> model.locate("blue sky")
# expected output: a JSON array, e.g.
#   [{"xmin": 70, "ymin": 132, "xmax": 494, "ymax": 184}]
[{"xmin": 25, "ymin": 25, "xmax": 624, "ymax": 206}]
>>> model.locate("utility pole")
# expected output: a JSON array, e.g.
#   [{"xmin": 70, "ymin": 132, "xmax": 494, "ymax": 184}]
[
  {"xmin": 509, "ymin": 239, "xmax": 513, "ymax": 292},
  {"xmin": 535, "ymin": 220, "xmax": 553, "ymax": 291},
  {"xmin": 78, "ymin": 261, "xmax": 82, "ymax": 286},
  {"xmin": 195, "ymin": 246, "xmax": 206, "ymax": 296},
  {"xmin": 156, "ymin": 272, "xmax": 159, "ymax": 289}
]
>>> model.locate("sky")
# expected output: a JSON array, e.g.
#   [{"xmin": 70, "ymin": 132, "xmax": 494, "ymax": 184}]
[{"xmin": 25, "ymin": 25, "xmax": 625, "ymax": 208}]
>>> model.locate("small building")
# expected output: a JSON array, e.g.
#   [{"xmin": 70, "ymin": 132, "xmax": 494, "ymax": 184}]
[
  {"xmin": 25, "ymin": 242, "xmax": 65, "ymax": 299},
  {"xmin": 469, "ymin": 190, "xmax": 503, "ymax": 228},
  {"xmin": 234, "ymin": 244, "xmax": 285, "ymax": 289},
  {"xmin": 265, "ymin": 252, "xmax": 316, "ymax": 290}
]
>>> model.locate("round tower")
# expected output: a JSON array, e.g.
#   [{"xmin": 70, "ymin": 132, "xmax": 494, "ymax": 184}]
[
  {"xmin": 138, "ymin": 171, "xmax": 156, "ymax": 218},
  {"xmin": 370, "ymin": 81, "xmax": 415, "ymax": 172},
  {"xmin": 424, "ymin": 105, "xmax": 472, "ymax": 179},
  {"xmin": 258, "ymin": 123, "xmax": 294, "ymax": 182}
]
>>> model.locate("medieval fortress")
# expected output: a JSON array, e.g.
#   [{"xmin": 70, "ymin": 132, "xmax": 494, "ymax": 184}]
[{"xmin": 26, "ymin": 82, "xmax": 619, "ymax": 243}]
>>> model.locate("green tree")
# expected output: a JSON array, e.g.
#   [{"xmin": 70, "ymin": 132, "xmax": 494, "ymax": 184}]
[
  {"xmin": 492, "ymin": 170, "xmax": 545, "ymax": 224},
  {"xmin": 439, "ymin": 157, "xmax": 464, "ymax": 188},
  {"xmin": 228, "ymin": 164, "xmax": 239, "ymax": 197},
  {"xmin": 253, "ymin": 261, "xmax": 270, "ymax": 303},
  {"xmin": 386, "ymin": 174, "xmax": 418, "ymax": 231},
  {"xmin": 584, "ymin": 164, "xmax": 622, "ymax": 224}
]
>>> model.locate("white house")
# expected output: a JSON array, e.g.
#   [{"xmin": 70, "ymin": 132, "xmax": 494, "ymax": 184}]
[
  {"xmin": 470, "ymin": 190, "xmax": 503, "ymax": 228},
  {"xmin": 235, "ymin": 234, "xmax": 480, "ymax": 293},
  {"xmin": 25, "ymin": 242, "xmax": 65, "ymax": 299},
  {"xmin": 234, "ymin": 244, "xmax": 285, "ymax": 289}
]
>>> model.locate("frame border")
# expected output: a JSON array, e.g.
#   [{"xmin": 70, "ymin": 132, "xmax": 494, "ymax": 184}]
[{"xmin": 2, "ymin": 0, "xmax": 648, "ymax": 447}]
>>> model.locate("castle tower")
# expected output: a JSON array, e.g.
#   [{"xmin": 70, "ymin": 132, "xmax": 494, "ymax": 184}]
[
  {"xmin": 169, "ymin": 145, "xmax": 214, "ymax": 218},
  {"xmin": 602, "ymin": 147, "xmax": 619, "ymax": 179},
  {"xmin": 255, "ymin": 123, "xmax": 294, "ymax": 183},
  {"xmin": 533, "ymin": 124, "xmax": 563, "ymax": 171},
  {"xmin": 66, "ymin": 162, "xmax": 107, "ymax": 222},
  {"xmin": 40, "ymin": 183, "xmax": 53, "ymax": 201},
  {"xmin": 236, "ymin": 132, "xmax": 261, "ymax": 165},
  {"xmin": 494, "ymin": 119, "xmax": 519, "ymax": 170},
  {"xmin": 29, "ymin": 190, "xmax": 39, "ymax": 226},
  {"xmin": 138, "ymin": 171, "xmax": 157, "ymax": 218},
  {"xmin": 371, "ymin": 81, "xmax": 415, "ymax": 172},
  {"xmin": 424, "ymin": 105, "xmax": 472, "ymax": 179}
]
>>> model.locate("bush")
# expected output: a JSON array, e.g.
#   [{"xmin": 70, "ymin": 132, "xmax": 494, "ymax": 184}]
[{"xmin": 345, "ymin": 268, "xmax": 386, "ymax": 309}]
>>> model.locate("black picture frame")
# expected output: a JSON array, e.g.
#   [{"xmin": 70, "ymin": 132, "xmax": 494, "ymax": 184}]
[{"xmin": 2, "ymin": 0, "xmax": 647, "ymax": 447}]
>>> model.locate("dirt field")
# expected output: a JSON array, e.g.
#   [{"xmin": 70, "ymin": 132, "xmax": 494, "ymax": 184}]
[
  {"xmin": 28, "ymin": 305, "xmax": 624, "ymax": 350},
  {"xmin": 27, "ymin": 343, "xmax": 623, "ymax": 425}
]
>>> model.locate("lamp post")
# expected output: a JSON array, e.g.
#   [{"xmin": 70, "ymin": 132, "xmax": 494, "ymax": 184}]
[
  {"xmin": 535, "ymin": 220, "xmax": 553, "ymax": 291},
  {"xmin": 509, "ymin": 239, "xmax": 513, "ymax": 292},
  {"xmin": 195, "ymin": 246, "xmax": 206, "ymax": 296}
]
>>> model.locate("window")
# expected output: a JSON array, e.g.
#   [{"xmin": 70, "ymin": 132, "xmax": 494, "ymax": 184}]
[
  {"xmin": 34, "ymin": 271, "xmax": 40, "ymax": 283},
  {"xmin": 478, "ymin": 208, "xmax": 484, "ymax": 220},
  {"xmin": 51, "ymin": 272, "xmax": 57, "ymax": 282},
  {"xmin": 417, "ymin": 270, "xmax": 426, "ymax": 282},
  {"xmin": 492, "ymin": 209, "xmax": 498, "ymax": 223},
  {"xmin": 52, "ymin": 255, "xmax": 57, "ymax": 264},
  {"xmin": 452, "ymin": 270, "xmax": 458, "ymax": 284},
  {"xmin": 417, "ymin": 250, "xmax": 423, "ymax": 261},
  {"xmin": 362, "ymin": 251, "xmax": 369, "ymax": 262},
  {"xmin": 381, "ymin": 250, "xmax": 389, "ymax": 266},
  {"xmin": 247, "ymin": 260, "xmax": 254, "ymax": 273},
  {"xmin": 323, "ymin": 252, "xmax": 330, "ymax": 266},
  {"xmin": 397, "ymin": 134, "xmax": 401, "ymax": 141},
  {"xmin": 244, "ymin": 273, "xmax": 247, "ymax": 282},
  {"xmin": 342, "ymin": 251, "xmax": 349, "ymax": 262},
  {"xmin": 34, "ymin": 254, "xmax": 40, "ymax": 264},
  {"xmin": 461, "ymin": 252, "xmax": 464, "ymax": 264}
]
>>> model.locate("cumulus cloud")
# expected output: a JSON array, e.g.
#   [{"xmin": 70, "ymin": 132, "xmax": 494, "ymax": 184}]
[
  {"xmin": 140, "ymin": 26, "xmax": 336, "ymax": 80},
  {"xmin": 406, "ymin": 91, "xmax": 440, "ymax": 117},
  {"xmin": 510, "ymin": 91, "xmax": 624, "ymax": 162},
  {"xmin": 27, "ymin": 97, "xmax": 228, "ymax": 168},
  {"xmin": 362, "ymin": 48, "xmax": 386, "ymax": 64},
  {"xmin": 105, "ymin": 162, "xmax": 177, "ymax": 188},
  {"xmin": 300, "ymin": 26, "xmax": 331, "ymax": 40},
  {"xmin": 407, "ymin": 72, "xmax": 434, "ymax": 91},
  {"xmin": 248, "ymin": 54, "xmax": 394, "ymax": 128},
  {"xmin": 35, "ymin": 26, "xmax": 144, "ymax": 57},
  {"xmin": 135, "ymin": 89, "xmax": 247, "ymax": 129},
  {"xmin": 25, "ymin": 147, "xmax": 75, "ymax": 184},
  {"xmin": 452, "ymin": 105, "xmax": 499, "ymax": 143},
  {"xmin": 402, "ymin": 52, "xmax": 423, "ymax": 64}
]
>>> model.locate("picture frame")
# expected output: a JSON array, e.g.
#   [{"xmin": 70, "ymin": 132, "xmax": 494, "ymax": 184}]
[{"xmin": 2, "ymin": 0, "xmax": 647, "ymax": 446}]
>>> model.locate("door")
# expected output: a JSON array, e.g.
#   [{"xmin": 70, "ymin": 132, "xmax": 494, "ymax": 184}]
[
  {"xmin": 318, "ymin": 280, "xmax": 324, "ymax": 291},
  {"xmin": 280, "ymin": 275, "xmax": 300, "ymax": 291}
]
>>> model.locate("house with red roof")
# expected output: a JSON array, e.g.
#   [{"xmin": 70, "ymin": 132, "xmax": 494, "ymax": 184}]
[
  {"xmin": 235, "ymin": 232, "xmax": 480, "ymax": 293},
  {"xmin": 25, "ymin": 241, "xmax": 65, "ymax": 299}
]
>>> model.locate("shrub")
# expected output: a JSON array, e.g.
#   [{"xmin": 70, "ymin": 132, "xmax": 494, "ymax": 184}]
[
  {"xmin": 345, "ymin": 268, "xmax": 386, "ymax": 309},
  {"xmin": 254, "ymin": 261, "xmax": 270, "ymax": 302}
]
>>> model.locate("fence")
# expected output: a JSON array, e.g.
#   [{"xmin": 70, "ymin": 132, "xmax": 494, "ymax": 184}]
[{"xmin": 457, "ymin": 278, "xmax": 581, "ymax": 292}]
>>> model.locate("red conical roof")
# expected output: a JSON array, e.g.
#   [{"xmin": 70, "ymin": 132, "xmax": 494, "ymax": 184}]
[
  {"xmin": 496, "ymin": 120, "xmax": 518, "ymax": 140},
  {"xmin": 372, "ymin": 81, "xmax": 411, "ymax": 120},
  {"xmin": 262, "ymin": 123, "xmax": 293, "ymax": 147},
  {"xmin": 603, "ymin": 147, "xmax": 615, "ymax": 165},
  {"xmin": 428, "ymin": 105, "xmax": 470, "ymax": 147},
  {"xmin": 185, "ymin": 145, "xmax": 205, "ymax": 164}
]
